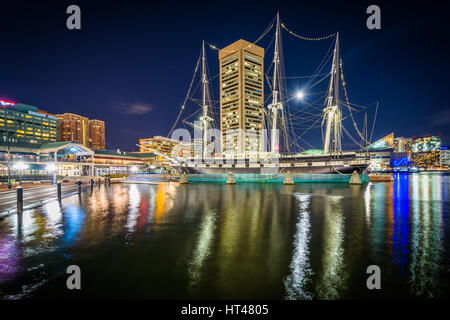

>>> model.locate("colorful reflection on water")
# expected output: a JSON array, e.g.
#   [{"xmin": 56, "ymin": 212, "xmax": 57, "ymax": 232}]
[{"xmin": 0, "ymin": 173, "xmax": 449, "ymax": 299}]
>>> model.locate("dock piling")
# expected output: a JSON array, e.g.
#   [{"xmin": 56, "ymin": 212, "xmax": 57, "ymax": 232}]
[
  {"xmin": 17, "ymin": 186, "xmax": 23, "ymax": 212},
  {"xmin": 180, "ymin": 173, "xmax": 189, "ymax": 184},
  {"xmin": 349, "ymin": 170, "xmax": 362, "ymax": 185},
  {"xmin": 57, "ymin": 182, "xmax": 62, "ymax": 201}
]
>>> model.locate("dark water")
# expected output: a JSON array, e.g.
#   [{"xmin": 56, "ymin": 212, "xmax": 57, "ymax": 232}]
[{"xmin": 0, "ymin": 173, "xmax": 449, "ymax": 300}]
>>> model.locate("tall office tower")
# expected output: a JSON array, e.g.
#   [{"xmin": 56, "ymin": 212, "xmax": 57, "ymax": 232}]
[
  {"xmin": 219, "ymin": 39, "xmax": 264, "ymax": 155},
  {"xmin": 89, "ymin": 119, "xmax": 105, "ymax": 149},
  {"xmin": 56, "ymin": 113, "xmax": 90, "ymax": 147}
]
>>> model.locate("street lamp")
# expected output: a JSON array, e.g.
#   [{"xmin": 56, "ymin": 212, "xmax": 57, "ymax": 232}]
[{"xmin": 13, "ymin": 161, "xmax": 29, "ymax": 185}]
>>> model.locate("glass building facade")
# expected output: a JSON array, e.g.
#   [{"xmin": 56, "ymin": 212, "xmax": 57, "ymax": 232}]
[{"xmin": 0, "ymin": 100, "xmax": 57, "ymax": 146}]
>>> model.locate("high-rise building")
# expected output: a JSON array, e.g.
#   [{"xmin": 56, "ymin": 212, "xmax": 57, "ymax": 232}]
[
  {"xmin": 89, "ymin": 119, "xmax": 105, "ymax": 149},
  {"xmin": 56, "ymin": 113, "xmax": 105, "ymax": 149},
  {"xmin": 56, "ymin": 113, "xmax": 90, "ymax": 146},
  {"xmin": 440, "ymin": 146, "xmax": 450, "ymax": 168},
  {"xmin": 219, "ymin": 39, "xmax": 264, "ymax": 155},
  {"xmin": 139, "ymin": 136, "xmax": 179, "ymax": 157},
  {"xmin": 0, "ymin": 100, "xmax": 58, "ymax": 145}
]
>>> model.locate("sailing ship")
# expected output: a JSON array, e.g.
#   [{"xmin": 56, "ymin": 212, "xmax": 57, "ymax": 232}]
[{"xmin": 143, "ymin": 13, "xmax": 372, "ymax": 176}]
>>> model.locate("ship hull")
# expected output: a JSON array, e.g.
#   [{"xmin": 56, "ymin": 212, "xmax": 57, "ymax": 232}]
[
  {"xmin": 173, "ymin": 153, "xmax": 370, "ymax": 175},
  {"xmin": 175, "ymin": 164, "xmax": 367, "ymax": 174}
]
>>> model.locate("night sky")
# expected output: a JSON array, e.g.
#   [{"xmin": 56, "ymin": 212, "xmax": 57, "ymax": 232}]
[{"xmin": 0, "ymin": 0, "xmax": 449, "ymax": 151}]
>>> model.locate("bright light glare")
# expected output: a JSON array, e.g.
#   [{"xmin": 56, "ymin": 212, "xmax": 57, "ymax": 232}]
[
  {"xmin": 130, "ymin": 166, "xmax": 138, "ymax": 172},
  {"xmin": 46, "ymin": 164, "xmax": 57, "ymax": 172},
  {"xmin": 13, "ymin": 161, "xmax": 29, "ymax": 170},
  {"xmin": 296, "ymin": 91, "xmax": 305, "ymax": 100},
  {"xmin": 150, "ymin": 165, "xmax": 156, "ymax": 170}
]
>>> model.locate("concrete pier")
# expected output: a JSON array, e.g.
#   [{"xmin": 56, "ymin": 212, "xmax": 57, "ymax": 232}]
[
  {"xmin": 226, "ymin": 172, "xmax": 236, "ymax": 184},
  {"xmin": 180, "ymin": 173, "xmax": 189, "ymax": 184},
  {"xmin": 283, "ymin": 172, "xmax": 294, "ymax": 185},
  {"xmin": 349, "ymin": 170, "xmax": 362, "ymax": 185}
]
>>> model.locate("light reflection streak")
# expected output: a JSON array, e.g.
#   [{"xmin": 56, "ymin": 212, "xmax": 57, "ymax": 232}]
[
  {"xmin": 392, "ymin": 174, "xmax": 409, "ymax": 274},
  {"xmin": 187, "ymin": 208, "xmax": 217, "ymax": 293},
  {"xmin": 0, "ymin": 235, "xmax": 20, "ymax": 284},
  {"xmin": 88, "ymin": 187, "xmax": 109, "ymax": 213},
  {"xmin": 125, "ymin": 184, "xmax": 141, "ymax": 233},
  {"xmin": 284, "ymin": 194, "xmax": 312, "ymax": 300},
  {"xmin": 44, "ymin": 202, "xmax": 63, "ymax": 238},
  {"xmin": 316, "ymin": 195, "xmax": 346, "ymax": 300},
  {"xmin": 364, "ymin": 183, "xmax": 372, "ymax": 226},
  {"xmin": 216, "ymin": 185, "xmax": 240, "ymax": 283},
  {"xmin": 409, "ymin": 174, "xmax": 443, "ymax": 298},
  {"xmin": 370, "ymin": 183, "xmax": 386, "ymax": 263},
  {"xmin": 61, "ymin": 205, "xmax": 85, "ymax": 247},
  {"xmin": 152, "ymin": 183, "xmax": 178, "ymax": 230}
]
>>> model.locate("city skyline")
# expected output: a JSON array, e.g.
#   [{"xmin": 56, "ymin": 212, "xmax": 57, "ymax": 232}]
[
  {"xmin": 0, "ymin": 1, "xmax": 449, "ymax": 152},
  {"xmin": 1, "ymin": 0, "xmax": 450, "ymax": 305}
]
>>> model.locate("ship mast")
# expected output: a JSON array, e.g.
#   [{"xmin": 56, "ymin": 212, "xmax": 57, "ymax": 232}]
[
  {"xmin": 323, "ymin": 33, "xmax": 342, "ymax": 155},
  {"xmin": 268, "ymin": 12, "xmax": 283, "ymax": 156},
  {"xmin": 200, "ymin": 40, "xmax": 213, "ymax": 159}
]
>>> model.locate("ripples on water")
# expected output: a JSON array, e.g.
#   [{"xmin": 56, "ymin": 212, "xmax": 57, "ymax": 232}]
[{"xmin": 0, "ymin": 173, "xmax": 449, "ymax": 299}]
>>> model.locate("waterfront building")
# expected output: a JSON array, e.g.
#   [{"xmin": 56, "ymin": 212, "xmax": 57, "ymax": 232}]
[
  {"xmin": 219, "ymin": 39, "xmax": 265, "ymax": 155},
  {"xmin": 411, "ymin": 149, "xmax": 441, "ymax": 168},
  {"xmin": 394, "ymin": 136, "xmax": 413, "ymax": 154},
  {"xmin": 368, "ymin": 133, "xmax": 394, "ymax": 150},
  {"xmin": 367, "ymin": 133, "xmax": 394, "ymax": 171},
  {"xmin": 0, "ymin": 140, "xmax": 155, "ymax": 180},
  {"xmin": 411, "ymin": 135, "xmax": 441, "ymax": 153},
  {"xmin": 409, "ymin": 135, "xmax": 441, "ymax": 169},
  {"xmin": 440, "ymin": 146, "xmax": 450, "ymax": 169},
  {"xmin": 368, "ymin": 150, "xmax": 391, "ymax": 171},
  {"xmin": 139, "ymin": 136, "xmax": 179, "ymax": 157},
  {"xmin": 0, "ymin": 100, "xmax": 58, "ymax": 146},
  {"xmin": 91, "ymin": 149, "xmax": 155, "ymax": 175},
  {"xmin": 56, "ymin": 113, "xmax": 106, "ymax": 149}
]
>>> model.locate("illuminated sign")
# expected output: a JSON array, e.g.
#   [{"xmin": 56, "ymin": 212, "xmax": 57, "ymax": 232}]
[
  {"xmin": 110, "ymin": 167, "xmax": 127, "ymax": 170},
  {"xmin": 392, "ymin": 157, "xmax": 410, "ymax": 167},
  {"xmin": 28, "ymin": 111, "xmax": 56, "ymax": 120},
  {"xmin": 0, "ymin": 100, "xmax": 16, "ymax": 106}
]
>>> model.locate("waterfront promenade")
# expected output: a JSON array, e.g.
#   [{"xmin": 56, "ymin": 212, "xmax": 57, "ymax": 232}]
[{"xmin": 0, "ymin": 183, "xmax": 90, "ymax": 216}]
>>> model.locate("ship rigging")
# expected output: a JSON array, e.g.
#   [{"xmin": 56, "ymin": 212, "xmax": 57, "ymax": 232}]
[{"xmin": 140, "ymin": 13, "xmax": 377, "ymax": 175}]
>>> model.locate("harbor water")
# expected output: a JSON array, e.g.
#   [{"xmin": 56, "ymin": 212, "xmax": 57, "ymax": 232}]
[{"xmin": 0, "ymin": 173, "xmax": 449, "ymax": 299}]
